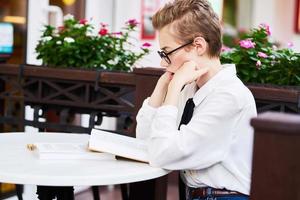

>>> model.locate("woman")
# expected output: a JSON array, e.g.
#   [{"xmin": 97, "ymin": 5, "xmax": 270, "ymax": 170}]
[{"xmin": 136, "ymin": 0, "xmax": 257, "ymax": 199}]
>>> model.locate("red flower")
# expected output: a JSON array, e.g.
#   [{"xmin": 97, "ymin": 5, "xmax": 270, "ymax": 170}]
[
  {"xmin": 79, "ymin": 19, "xmax": 88, "ymax": 25},
  {"xmin": 99, "ymin": 28, "xmax": 108, "ymax": 36},
  {"xmin": 142, "ymin": 42, "xmax": 151, "ymax": 48},
  {"xmin": 127, "ymin": 19, "xmax": 139, "ymax": 27}
]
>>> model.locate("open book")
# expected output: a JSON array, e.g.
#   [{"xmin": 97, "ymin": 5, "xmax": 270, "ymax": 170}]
[
  {"xmin": 31, "ymin": 143, "xmax": 115, "ymax": 161},
  {"xmin": 88, "ymin": 129, "xmax": 149, "ymax": 163}
]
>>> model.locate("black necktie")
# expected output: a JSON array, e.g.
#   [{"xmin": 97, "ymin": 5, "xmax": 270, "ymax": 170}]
[
  {"xmin": 178, "ymin": 98, "xmax": 195, "ymax": 200},
  {"xmin": 178, "ymin": 98, "xmax": 195, "ymax": 130}
]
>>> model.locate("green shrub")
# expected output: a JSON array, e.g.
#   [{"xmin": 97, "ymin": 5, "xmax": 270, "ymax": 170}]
[
  {"xmin": 36, "ymin": 14, "xmax": 150, "ymax": 71},
  {"xmin": 221, "ymin": 24, "xmax": 300, "ymax": 86}
]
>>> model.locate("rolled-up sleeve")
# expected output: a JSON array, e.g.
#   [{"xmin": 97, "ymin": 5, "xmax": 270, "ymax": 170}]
[{"xmin": 148, "ymin": 91, "xmax": 241, "ymax": 170}]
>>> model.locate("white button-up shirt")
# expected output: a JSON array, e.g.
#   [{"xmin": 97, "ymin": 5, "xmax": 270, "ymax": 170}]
[{"xmin": 136, "ymin": 64, "xmax": 257, "ymax": 195}]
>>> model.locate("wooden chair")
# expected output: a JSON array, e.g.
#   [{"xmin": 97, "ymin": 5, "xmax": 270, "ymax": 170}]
[{"xmin": 250, "ymin": 112, "xmax": 300, "ymax": 200}]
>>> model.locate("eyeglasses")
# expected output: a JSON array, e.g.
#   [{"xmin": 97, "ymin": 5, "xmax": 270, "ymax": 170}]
[{"xmin": 157, "ymin": 41, "xmax": 193, "ymax": 64}]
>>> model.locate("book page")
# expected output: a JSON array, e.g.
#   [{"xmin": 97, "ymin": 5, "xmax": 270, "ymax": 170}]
[
  {"xmin": 89, "ymin": 129, "xmax": 149, "ymax": 163},
  {"xmin": 35, "ymin": 143, "xmax": 85, "ymax": 153},
  {"xmin": 33, "ymin": 143, "xmax": 115, "ymax": 160}
]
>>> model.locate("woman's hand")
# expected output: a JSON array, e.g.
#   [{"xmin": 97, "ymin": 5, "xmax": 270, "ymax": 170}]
[
  {"xmin": 163, "ymin": 61, "xmax": 209, "ymax": 106},
  {"xmin": 157, "ymin": 71, "xmax": 173, "ymax": 88},
  {"xmin": 171, "ymin": 61, "xmax": 209, "ymax": 88},
  {"xmin": 148, "ymin": 71, "xmax": 173, "ymax": 108}
]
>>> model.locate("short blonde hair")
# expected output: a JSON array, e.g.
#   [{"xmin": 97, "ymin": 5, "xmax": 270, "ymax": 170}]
[{"xmin": 152, "ymin": 0, "xmax": 222, "ymax": 57}]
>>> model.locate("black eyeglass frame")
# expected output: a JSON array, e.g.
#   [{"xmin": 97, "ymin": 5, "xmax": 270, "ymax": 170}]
[{"xmin": 157, "ymin": 41, "xmax": 193, "ymax": 64}]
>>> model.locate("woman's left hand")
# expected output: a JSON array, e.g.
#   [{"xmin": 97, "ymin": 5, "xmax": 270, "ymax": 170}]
[{"xmin": 171, "ymin": 61, "xmax": 209, "ymax": 87}]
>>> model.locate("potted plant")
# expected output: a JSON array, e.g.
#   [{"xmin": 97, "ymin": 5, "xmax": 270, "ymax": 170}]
[
  {"xmin": 35, "ymin": 14, "xmax": 151, "ymax": 71},
  {"xmin": 220, "ymin": 23, "xmax": 300, "ymax": 113},
  {"xmin": 221, "ymin": 23, "xmax": 300, "ymax": 86}
]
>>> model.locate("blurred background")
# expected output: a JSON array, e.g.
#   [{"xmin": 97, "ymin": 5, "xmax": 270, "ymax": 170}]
[
  {"xmin": 0, "ymin": 0, "xmax": 299, "ymax": 68},
  {"xmin": 0, "ymin": 0, "xmax": 299, "ymax": 199}
]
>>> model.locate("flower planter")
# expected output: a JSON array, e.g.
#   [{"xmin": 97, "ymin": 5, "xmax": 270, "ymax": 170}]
[
  {"xmin": 246, "ymin": 83, "xmax": 300, "ymax": 113},
  {"xmin": 0, "ymin": 64, "xmax": 136, "ymax": 135},
  {"xmin": 133, "ymin": 68, "xmax": 300, "ymax": 114},
  {"xmin": 1, "ymin": 65, "xmax": 300, "ymax": 135}
]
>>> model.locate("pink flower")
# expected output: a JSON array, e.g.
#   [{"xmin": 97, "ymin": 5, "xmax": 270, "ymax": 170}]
[
  {"xmin": 257, "ymin": 52, "xmax": 268, "ymax": 58},
  {"xmin": 98, "ymin": 28, "xmax": 108, "ymax": 36},
  {"xmin": 287, "ymin": 42, "xmax": 294, "ymax": 48},
  {"xmin": 259, "ymin": 23, "xmax": 271, "ymax": 36},
  {"xmin": 112, "ymin": 32, "xmax": 123, "ymax": 35},
  {"xmin": 256, "ymin": 60, "xmax": 262, "ymax": 69},
  {"xmin": 110, "ymin": 32, "xmax": 123, "ymax": 38},
  {"xmin": 239, "ymin": 39, "xmax": 256, "ymax": 49},
  {"xmin": 79, "ymin": 19, "xmax": 88, "ymax": 25},
  {"xmin": 127, "ymin": 19, "xmax": 139, "ymax": 27},
  {"xmin": 221, "ymin": 45, "xmax": 232, "ymax": 52},
  {"xmin": 142, "ymin": 42, "xmax": 151, "ymax": 48}
]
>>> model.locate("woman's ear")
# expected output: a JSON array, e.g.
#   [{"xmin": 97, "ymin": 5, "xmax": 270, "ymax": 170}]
[{"xmin": 193, "ymin": 36, "xmax": 207, "ymax": 56}]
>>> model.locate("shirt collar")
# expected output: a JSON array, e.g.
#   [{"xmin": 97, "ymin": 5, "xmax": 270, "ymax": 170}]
[{"xmin": 192, "ymin": 64, "xmax": 237, "ymax": 106}]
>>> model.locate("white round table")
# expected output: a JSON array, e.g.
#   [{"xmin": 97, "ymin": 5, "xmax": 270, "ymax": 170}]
[{"xmin": 0, "ymin": 132, "xmax": 169, "ymax": 187}]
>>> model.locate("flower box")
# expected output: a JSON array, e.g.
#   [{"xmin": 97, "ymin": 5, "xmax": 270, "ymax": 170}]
[
  {"xmin": 1, "ymin": 65, "xmax": 300, "ymax": 137},
  {"xmin": 0, "ymin": 64, "xmax": 136, "ymax": 135},
  {"xmin": 133, "ymin": 68, "xmax": 300, "ymax": 114},
  {"xmin": 246, "ymin": 83, "xmax": 300, "ymax": 113}
]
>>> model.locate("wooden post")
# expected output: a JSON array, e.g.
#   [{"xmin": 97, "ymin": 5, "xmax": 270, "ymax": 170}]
[
  {"xmin": 250, "ymin": 112, "xmax": 300, "ymax": 200},
  {"xmin": 129, "ymin": 67, "xmax": 167, "ymax": 200},
  {"xmin": 133, "ymin": 67, "xmax": 163, "ymax": 133},
  {"xmin": 0, "ymin": 78, "xmax": 3, "ymax": 131}
]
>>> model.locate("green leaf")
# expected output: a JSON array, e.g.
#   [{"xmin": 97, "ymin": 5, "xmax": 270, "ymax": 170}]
[{"xmin": 295, "ymin": 74, "xmax": 300, "ymax": 82}]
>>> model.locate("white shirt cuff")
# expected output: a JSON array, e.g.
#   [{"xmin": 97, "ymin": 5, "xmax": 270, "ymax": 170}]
[
  {"xmin": 142, "ymin": 97, "xmax": 158, "ymax": 112},
  {"xmin": 156, "ymin": 105, "xmax": 178, "ymax": 119},
  {"xmin": 136, "ymin": 98, "xmax": 158, "ymax": 122}
]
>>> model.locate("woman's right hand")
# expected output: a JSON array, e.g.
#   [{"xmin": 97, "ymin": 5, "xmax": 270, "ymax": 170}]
[
  {"xmin": 148, "ymin": 71, "xmax": 173, "ymax": 108},
  {"xmin": 157, "ymin": 71, "xmax": 173, "ymax": 88}
]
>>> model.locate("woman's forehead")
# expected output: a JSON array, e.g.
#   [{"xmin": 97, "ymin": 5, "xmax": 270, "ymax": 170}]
[{"xmin": 158, "ymin": 25, "xmax": 179, "ymax": 48}]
